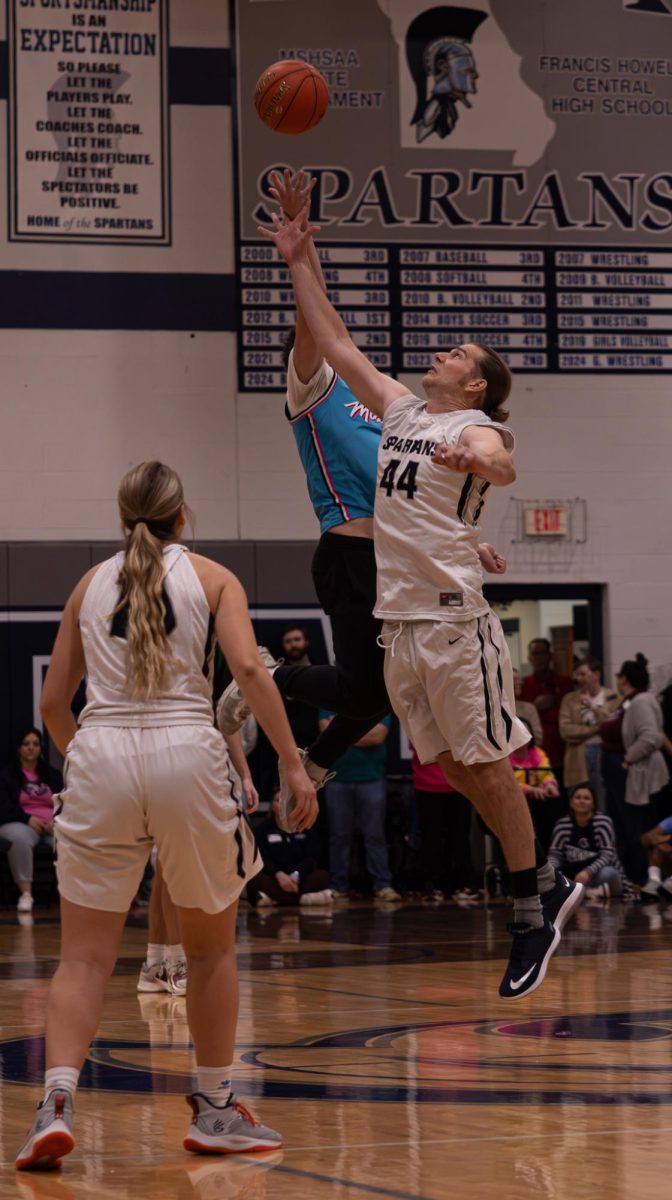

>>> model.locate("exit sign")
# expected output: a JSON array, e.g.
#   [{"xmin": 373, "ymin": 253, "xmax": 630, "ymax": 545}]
[{"xmin": 523, "ymin": 505, "xmax": 569, "ymax": 536}]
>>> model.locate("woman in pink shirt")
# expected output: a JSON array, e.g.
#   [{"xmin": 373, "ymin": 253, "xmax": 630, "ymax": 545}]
[{"xmin": 0, "ymin": 728, "xmax": 62, "ymax": 913}]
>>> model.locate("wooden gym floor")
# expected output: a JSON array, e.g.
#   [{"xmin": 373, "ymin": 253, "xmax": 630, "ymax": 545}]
[{"xmin": 2, "ymin": 896, "xmax": 672, "ymax": 1199}]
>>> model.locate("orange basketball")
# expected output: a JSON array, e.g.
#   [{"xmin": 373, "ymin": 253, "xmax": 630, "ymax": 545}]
[{"xmin": 254, "ymin": 59, "xmax": 329, "ymax": 135}]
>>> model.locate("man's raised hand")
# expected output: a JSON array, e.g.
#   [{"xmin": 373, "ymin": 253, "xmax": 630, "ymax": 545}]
[
  {"xmin": 269, "ymin": 168, "xmax": 316, "ymax": 223},
  {"xmin": 258, "ymin": 203, "xmax": 320, "ymax": 266}
]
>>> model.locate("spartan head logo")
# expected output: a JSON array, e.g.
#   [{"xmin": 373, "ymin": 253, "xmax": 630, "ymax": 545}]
[{"xmin": 406, "ymin": 6, "xmax": 487, "ymax": 143}]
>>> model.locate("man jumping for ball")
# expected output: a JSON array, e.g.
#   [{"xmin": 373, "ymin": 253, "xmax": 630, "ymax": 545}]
[
  {"xmin": 219, "ymin": 172, "xmax": 507, "ymax": 830},
  {"xmin": 257, "ymin": 199, "xmax": 583, "ymax": 1000}
]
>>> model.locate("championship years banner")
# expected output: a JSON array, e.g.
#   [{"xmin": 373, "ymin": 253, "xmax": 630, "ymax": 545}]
[{"xmin": 234, "ymin": 0, "xmax": 672, "ymax": 387}]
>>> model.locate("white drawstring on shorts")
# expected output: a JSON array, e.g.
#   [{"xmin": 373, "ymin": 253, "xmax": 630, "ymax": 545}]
[{"xmin": 377, "ymin": 623, "xmax": 404, "ymax": 657}]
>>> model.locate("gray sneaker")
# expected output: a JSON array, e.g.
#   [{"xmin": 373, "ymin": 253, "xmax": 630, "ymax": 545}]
[
  {"xmin": 216, "ymin": 647, "xmax": 280, "ymax": 735},
  {"xmin": 277, "ymin": 751, "xmax": 334, "ymax": 833},
  {"xmin": 16, "ymin": 1089, "xmax": 75, "ymax": 1171},
  {"xmin": 183, "ymin": 1092, "xmax": 282, "ymax": 1154}
]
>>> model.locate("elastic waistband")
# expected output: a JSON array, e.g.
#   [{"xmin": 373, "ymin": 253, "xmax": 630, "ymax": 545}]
[
  {"xmin": 319, "ymin": 530, "xmax": 375, "ymax": 552},
  {"xmin": 79, "ymin": 715, "xmax": 215, "ymax": 730}
]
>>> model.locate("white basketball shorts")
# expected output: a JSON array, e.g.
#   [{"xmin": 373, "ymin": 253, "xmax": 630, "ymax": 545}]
[
  {"xmin": 382, "ymin": 612, "xmax": 530, "ymax": 766},
  {"xmin": 54, "ymin": 724, "xmax": 260, "ymax": 914}
]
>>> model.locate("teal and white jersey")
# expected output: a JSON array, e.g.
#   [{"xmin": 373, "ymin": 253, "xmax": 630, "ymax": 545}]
[{"xmin": 286, "ymin": 351, "xmax": 381, "ymax": 534}]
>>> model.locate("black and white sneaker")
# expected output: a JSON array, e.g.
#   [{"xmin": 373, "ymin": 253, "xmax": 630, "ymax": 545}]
[
  {"xmin": 541, "ymin": 869, "xmax": 584, "ymax": 932},
  {"xmin": 498, "ymin": 916, "xmax": 560, "ymax": 1001}
]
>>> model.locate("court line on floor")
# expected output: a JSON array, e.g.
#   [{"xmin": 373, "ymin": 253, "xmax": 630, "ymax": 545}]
[
  {"xmin": 216, "ymin": 1160, "xmax": 430, "ymax": 1200},
  {"xmin": 279, "ymin": 1122, "xmax": 672, "ymax": 1152},
  {"xmin": 241, "ymin": 975, "xmax": 466, "ymax": 1007},
  {"xmin": 5, "ymin": 1117, "xmax": 672, "ymax": 1171}
]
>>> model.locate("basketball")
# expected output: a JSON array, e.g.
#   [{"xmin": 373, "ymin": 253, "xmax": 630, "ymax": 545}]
[{"xmin": 254, "ymin": 59, "xmax": 329, "ymax": 135}]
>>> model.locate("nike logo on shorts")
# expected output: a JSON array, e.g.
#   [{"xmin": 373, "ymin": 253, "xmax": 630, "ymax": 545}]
[
  {"xmin": 509, "ymin": 964, "xmax": 537, "ymax": 990},
  {"xmin": 448, "ymin": 636, "xmax": 463, "ymax": 645}
]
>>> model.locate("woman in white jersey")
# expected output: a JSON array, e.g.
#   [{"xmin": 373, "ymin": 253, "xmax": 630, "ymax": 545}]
[{"xmin": 16, "ymin": 461, "xmax": 317, "ymax": 1171}]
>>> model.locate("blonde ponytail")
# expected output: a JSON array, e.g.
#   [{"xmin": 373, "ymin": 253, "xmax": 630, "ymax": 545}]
[{"xmin": 114, "ymin": 462, "xmax": 185, "ymax": 698}]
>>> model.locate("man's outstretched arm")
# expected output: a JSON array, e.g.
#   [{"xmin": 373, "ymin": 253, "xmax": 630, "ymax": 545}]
[
  {"xmin": 260, "ymin": 206, "xmax": 408, "ymax": 419},
  {"xmin": 269, "ymin": 170, "xmax": 325, "ymax": 384}
]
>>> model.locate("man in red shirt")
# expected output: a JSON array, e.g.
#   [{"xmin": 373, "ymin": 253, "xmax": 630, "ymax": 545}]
[{"xmin": 520, "ymin": 638, "xmax": 573, "ymax": 845}]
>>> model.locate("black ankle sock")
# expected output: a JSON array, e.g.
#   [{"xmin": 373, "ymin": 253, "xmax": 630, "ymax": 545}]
[{"xmin": 511, "ymin": 867, "xmax": 543, "ymax": 928}]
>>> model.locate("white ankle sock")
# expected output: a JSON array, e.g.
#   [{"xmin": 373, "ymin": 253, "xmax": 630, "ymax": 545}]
[
  {"xmin": 44, "ymin": 1066, "xmax": 79, "ymax": 1100},
  {"xmin": 649, "ymin": 867, "xmax": 662, "ymax": 885},
  {"xmin": 196, "ymin": 1065, "xmax": 233, "ymax": 1106},
  {"xmin": 165, "ymin": 943, "xmax": 185, "ymax": 965},
  {"xmin": 146, "ymin": 942, "xmax": 164, "ymax": 967}
]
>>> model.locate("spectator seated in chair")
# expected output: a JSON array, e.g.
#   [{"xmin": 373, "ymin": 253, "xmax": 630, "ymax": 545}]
[
  {"xmin": 548, "ymin": 783, "xmax": 634, "ymax": 901},
  {"xmin": 0, "ymin": 727, "xmax": 62, "ymax": 913},
  {"xmin": 247, "ymin": 787, "xmax": 333, "ymax": 907}
]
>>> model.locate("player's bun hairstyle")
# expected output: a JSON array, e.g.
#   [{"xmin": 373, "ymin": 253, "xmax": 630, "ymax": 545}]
[
  {"xmin": 115, "ymin": 461, "xmax": 185, "ymax": 698},
  {"xmin": 618, "ymin": 652, "xmax": 649, "ymax": 692},
  {"xmin": 473, "ymin": 344, "xmax": 512, "ymax": 424}
]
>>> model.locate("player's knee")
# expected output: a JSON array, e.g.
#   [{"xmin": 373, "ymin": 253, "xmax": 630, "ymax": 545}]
[{"xmin": 59, "ymin": 950, "xmax": 116, "ymax": 982}]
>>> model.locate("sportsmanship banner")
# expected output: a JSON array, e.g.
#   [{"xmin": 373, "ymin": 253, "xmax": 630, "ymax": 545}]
[
  {"xmin": 234, "ymin": 0, "xmax": 672, "ymax": 387},
  {"xmin": 8, "ymin": 0, "xmax": 170, "ymax": 245}
]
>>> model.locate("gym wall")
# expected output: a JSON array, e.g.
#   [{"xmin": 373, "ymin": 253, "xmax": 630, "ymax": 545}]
[{"xmin": 0, "ymin": 0, "xmax": 670, "ymax": 748}]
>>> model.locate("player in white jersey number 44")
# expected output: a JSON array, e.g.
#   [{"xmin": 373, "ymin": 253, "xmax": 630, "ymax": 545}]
[{"xmin": 261, "ymin": 205, "xmax": 583, "ymax": 1001}]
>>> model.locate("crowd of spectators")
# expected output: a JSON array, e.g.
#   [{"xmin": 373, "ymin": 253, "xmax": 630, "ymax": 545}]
[{"xmin": 3, "ymin": 628, "xmax": 671, "ymax": 914}]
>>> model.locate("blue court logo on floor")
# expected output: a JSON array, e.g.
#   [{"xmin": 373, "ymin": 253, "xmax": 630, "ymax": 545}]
[{"xmin": 4, "ymin": 1009, "xmax": 672, "ymax": 1104}]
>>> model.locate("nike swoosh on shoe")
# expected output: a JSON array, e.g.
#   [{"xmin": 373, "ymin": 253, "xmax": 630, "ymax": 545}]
[{"xmin": 509, "ymin": 964, "xmax": 538, "ymax": 991}]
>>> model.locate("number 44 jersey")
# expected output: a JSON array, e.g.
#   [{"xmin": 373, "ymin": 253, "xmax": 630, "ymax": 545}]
[{"xmin": 373, "ymin": 394, "xmax": 515, "ymax": 623}]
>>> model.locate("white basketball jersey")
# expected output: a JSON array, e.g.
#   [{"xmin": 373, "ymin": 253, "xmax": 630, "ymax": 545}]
[
  {"xmin": 78, "ymin": 544, "xmax": 216, "ymax": 727},
  {"xmin": 373, "ymin": 395, "xmax": 514, "ymax": 622}
]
